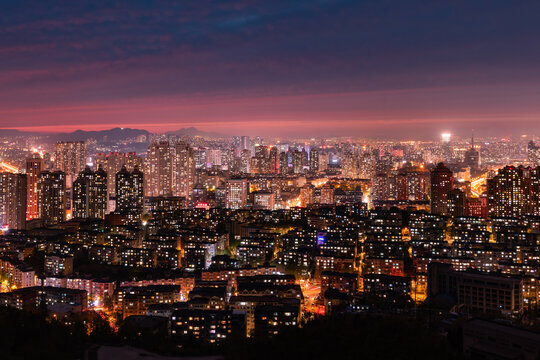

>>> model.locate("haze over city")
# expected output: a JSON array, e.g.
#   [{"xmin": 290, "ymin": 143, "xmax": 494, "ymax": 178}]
[
  {"xmin": 2, "ymin": 1, "xmax": 540, "ymax": 360},
  {"xmin": 2, "ymin": 1, "xmax": 540, "ymax": 138}
]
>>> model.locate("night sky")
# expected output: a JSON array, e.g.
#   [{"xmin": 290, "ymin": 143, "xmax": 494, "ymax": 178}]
[{"xmin": 1, "ymin": 0, "xmax": 540, "ymax": 138}]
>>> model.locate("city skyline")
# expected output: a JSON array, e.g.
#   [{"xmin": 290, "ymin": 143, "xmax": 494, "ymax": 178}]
[
  {"xmin": 0, "ymin": 101, "xmax": 539, "ymax": 360},
  {"xmin": 1, "ymin": 2, "xmax": 540, "ymax": 359},
  {"xmin": 2, "ymin": 1, "xmax": 540, "ymax": 137},
  {"xmin": 0, "ymin": 125, "xmax": 538, "ymax": 143}
]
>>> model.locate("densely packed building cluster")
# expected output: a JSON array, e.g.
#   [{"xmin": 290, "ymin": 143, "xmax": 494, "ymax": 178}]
[{"xmin": 0, "ymin": 131, "xmax": 538, "ymax": 350}]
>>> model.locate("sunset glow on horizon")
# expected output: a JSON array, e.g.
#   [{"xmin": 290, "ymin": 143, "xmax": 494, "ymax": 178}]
[{"xmin": 2, "ymin": 1, "xmax": 540, "ymax": 138}]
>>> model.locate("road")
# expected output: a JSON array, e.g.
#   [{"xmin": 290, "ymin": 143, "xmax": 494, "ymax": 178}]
[{"xmin": 301, "ymin": 281, "xmax": 323, "ymax": 315}]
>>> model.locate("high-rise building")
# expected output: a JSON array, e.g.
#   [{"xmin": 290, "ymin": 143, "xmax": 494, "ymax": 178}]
[
  {"xmin": 464, "ymin": 133, "xmax": 480, "ymax": 172},
  {"xmin": 232, "ymin": 136, "xmax": 241, "ymax": 150},
  {"xmin": 529, "ymin": 167, "xmax": 540, "ymax": 216},
  {"xmin": 279, "ymin": 152, "xmax": 289, "ymax": 175},
  {"xmin": 115, "ymin": 165, "xmax": 144, "ymax": 215},
  {"xmin": 221, "ymin": 148, "xmax": 234, "ymax": 171},
  {"xmin": 342, "ymin": 153, "xmax": 359, "ymax": 178},
  {"xmin": 193, "ymin": 148, "xmax": 206, "ymax": 169},
  {"xmin": 487, "ymin": 166, "xmax": 529, "ymax": 218},
  {"xmin": 292, "ymin": 150, "xmax": 304, "ymax": 174},
  {"xmin": 372, "ymin": 173, "xmax": 389, "ymax": 202},
  {"xmin": 320, "ymin": 184, "xmax": 334, "ymax": 205},
  {"xmin": 215, "ymin": 184, "xmax": 227, "ymax": 207},
  {"xmin": 430, "ymin": 162, "xmax": 453, "ymax": 215},
  {"xmin": 447, "ymin": 188, "xmax": 466, "ymax": 217},
  {"xmin": 37, "ymin": 171, "xmax": 66, "ymax": 225},
  {"xmin": 299, "ymin": 184, "xmax": 314, "ymax": 206},
  {"xmin": 251, "ymin": 145, "xmax": 269, "ymax": 174},
  {"xmin": 115, "ymin": 166, "xmax": 130, "ymax": 214},
  {"xmin": 54, "ymin": 141, "xmax": 86, "ymax": 186},
  {"xmin": 269, "ymin": 147, "xmax": 279, "ymax": 174},
  {"xmin": 226, "ymin": 179, "xmax": 247, "ymax": 209},
  {"xmin": 318, "ymin": 152, "xmax": 329, "ymax": 172},
  {"xmin": 359, "ymin": 151, "xmax": 376, "ymax": 180},
  {"xmin": 527, "ymin": 140, "xmax": 540, "ymax": 167},
  {"xmin": 94, "ymin": 152, "xmax": 142, "ymax": 198},
  {"xmin": 396, "ymin": 166, "xmax": 430, "ymax": 201},
  {"xmin": 254, "ymin": 144, "xmax": 267, "ymax": 159},
  {"xmin": 309, "ymin": 148, "xmax": 319, "ymax": 173},
  {"xmin": 205, "ymin": 149, "xmax": 222, "ymax": 168},
  {"xmin": 301, "ymin": 148, "xmax": 309, "ymax": 168},
  {"xmin": 240, "ymin": 136, "xmax": 250, "ymax": 151},
  {"xmin": 240, "ymin": 149, "xmax": 251, "ymax": 173},
  {"xmin": 172, "ymin": 142, "xmax": 195, "ymax": 200},
  {"xmin": 26, "ymin": 154, "xmax": 43, "ymax": 220},
  {"xmin": 144, "ymin": 141, "xmax": 172, "ymax": 197},
  {"xmin": 0, "ymin": 173, "xmax": 27, "ymax": 230},
  {"xmin": 396, "ymin": 172, "xmax": 408, "ymax": 201},
  {"xmin": 72, "ymin": 166, "xmax": 108, "ymax": 219}
]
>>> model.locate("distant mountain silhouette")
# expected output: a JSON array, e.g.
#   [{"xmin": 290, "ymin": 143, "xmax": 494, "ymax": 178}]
[
  {"xmin": 165, "ymin": 126, "xmax": 225, "ymax": 138},
  {"xmin": 0, "ymin": 126, "xmax": 224, "ymax": 141},
  {"xmin": 0, "ymin": 127, "xmax": 149, "ymax": 143},
  {"xmin": 0, "ymin": 129, "xmax": 33, "ymax": 137},
  {"xmin": 54, "ymin": 128, "xmax": 149, "ymax": 142}
]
